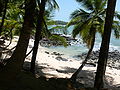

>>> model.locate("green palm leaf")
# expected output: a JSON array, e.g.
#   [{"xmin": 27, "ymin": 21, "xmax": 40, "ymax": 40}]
[
  {"xmin": 76, "ymin": 0, "xmax": 94, "ymax": 11},
  {"xmin": 49, "ymin": 34, "xmax": 68, "ymax": 47}
]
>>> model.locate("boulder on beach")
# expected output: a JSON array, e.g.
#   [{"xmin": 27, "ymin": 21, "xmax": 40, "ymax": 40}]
[{"xmin": 74, "ymin": 50, "xmax": 120, "ymax": 69}]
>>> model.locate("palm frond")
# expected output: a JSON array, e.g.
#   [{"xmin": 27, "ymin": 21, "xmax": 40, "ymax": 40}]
[
  {"xmin": 94, "ymin": 0, "xmax": 107, "ymax": 12},
  {"xmin": 72, "ymin": 24, "xmax": 82, "ymax": 38},
  {"xmin": 49, "ymin": 25, "xmax": 67, "ymax": 34},
  {"xmin": 80, "ymin": 26, "xmax": 96, "ymax": 48},
  {"xmin": 114, "ymin": 12, "xmax": 120, "ymax": 20},
  {"xmin": 51, "ymin": 0, "xmax": 59, "ymax": 9},
  {"xmin": 113, "ymin": 27, "xmax": 120, "ymax": 39},
  {"xmin": 47, "ymin": 20, "xmax": 58, "ymax": 25},
  {"xmin": 47, "ymin": 0, "xmax": 59, "ymax": 11},
  {"xmin": 70, "ymin": 9, "xmax": 90, "ymax": 20},
  {"xmin": 49, "ymin": 34, "xmax": 68, "ymax": 47},
  {"xmin": 72, "ymin": 18, "xmax": 93, "ymax": 38},
  {"xmin": 76, "ymin": 0, "xmax": 94, "ymax": 11},
  {"xmin": 112, "ymin": 20, "xmax": 120, "ymax": 38},
  {"xmin": 66, "ymin": 17, "xmax": 81, "ymax": 27}
]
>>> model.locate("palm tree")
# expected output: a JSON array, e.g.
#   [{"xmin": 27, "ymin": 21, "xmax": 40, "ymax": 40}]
[
  {"xmin": 0, "ymin": 0, "xmax": 8, "ymax": 35},
  {"xmin": 0, "ymin": 0, "xmax": 36, "ymax": 87},
  {"xmin": 0, "ymin": 0, "xmax": 24, "ymax": 42},
  {"xmin": 0, "ymin": 0, "xmax": 4, "ymax": 15},
  {"xmin": 94, "ymin": 0, "xmax": 117, "ymax": 89},
  {"xmin": 68, "ymin": 0, "xmax": 106, "ymax": 82},
  {"xmin": 30, "ymin": 0, "xmax": 59, "ymax": 73},
  {"xmin": 30, "ymin": 0, "xmax": 46, "ymax": 74},
  {"xmin": 68, "ymin": 0, "xmax": 120, "ymax": 82}
]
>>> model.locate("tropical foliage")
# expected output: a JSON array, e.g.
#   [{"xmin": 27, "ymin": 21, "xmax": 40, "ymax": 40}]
[
  {"xmin": 0, "ymin": 0, "xmax": 119, "ymax": 89},
  {"xmin": 69, "ymin": 0, "xmax": 120, "ymax": 83},
  {"xmin": 67, "ymin": 0, "xmax": 120, "ymax": 48}
]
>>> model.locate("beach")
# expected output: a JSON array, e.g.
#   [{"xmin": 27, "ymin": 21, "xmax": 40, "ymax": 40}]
[
  {"xmin": 25, "ymin": 38, "xmax": 120, "ymax": 89},
  {"xmin": 2, "ymin": 36, "xmax": 120, "ymax": 89}
]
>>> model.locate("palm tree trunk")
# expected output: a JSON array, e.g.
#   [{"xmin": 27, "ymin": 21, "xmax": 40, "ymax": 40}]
[
  {"xmin": 0, "ymin": 0, "xmax": 36, "ymax": 87},
  {"xmin": 0, "ymin": 0, "xmax": 8, "ymax": 35},
  {"xmin": 0, "ymin": 1, "xmax": 4, "ymax": 15},
  {"xmin": 94, "ymin": 0, "xmax": 116, "ymax": 89},
  {"xmin": 70, "ymin": 33, "xmax": 95, "ymax": 82},
  {"xmin": 30, "ymin": 0, "xmax": 46, "ymax": 74}
]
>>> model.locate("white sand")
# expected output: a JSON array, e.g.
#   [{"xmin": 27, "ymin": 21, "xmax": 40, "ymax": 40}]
[{"xmin": 3, "ymin": 36, "xmax": 120, "ymax": 89}]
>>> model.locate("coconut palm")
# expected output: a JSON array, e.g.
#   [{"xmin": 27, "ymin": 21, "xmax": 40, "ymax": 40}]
[
  {"xmin": 0, "ymin": 0, "xmax": 4, "ymax": 15},
  {"xmin": 0, "ymin": 0, "xmax": 8, "ymax": 35},
  {"xmin": 0, "ymin": 0, "xmax": 36, "ymax": 87},
  {"xmin": 30, "ymin": 0, "xmax": 59, "ymax": 73},
  {"xmin": 68, "ymin": 0, "xmax": 120, "ymax": 82},
  {"xmin": 0, "ymin": 0, "xmax": 24, "ymax": 39},
  {"xmin": 94, "ymin": 0, "xmax": 117, "ymax": 89}
]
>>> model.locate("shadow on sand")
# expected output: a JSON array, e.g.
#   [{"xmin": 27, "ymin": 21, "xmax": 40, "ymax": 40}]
[{"xmin": 22, "ymin": 61, "xmax": 120, "ymax": 90}]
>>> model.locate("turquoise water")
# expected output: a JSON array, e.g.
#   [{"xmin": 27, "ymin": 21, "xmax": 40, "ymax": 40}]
[
  {"xmin": 46, "ymin": 30, "xmax": 120, "ymax": 59},
  {"xmin": 47, "ymin": 45, "xmax": 88, "ymax": 58}
]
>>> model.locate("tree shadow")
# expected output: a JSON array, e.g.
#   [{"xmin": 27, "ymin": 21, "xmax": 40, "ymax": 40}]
[
  {"xmin": 23, "ymin": 61, "xmax": 58, "ymax": 77},
  {"xmin": 23, "ymin": 61, "xmax": 120, "ymax": 90},
  {"xmin": 56, "ymin": 67, "xmax": 77, "ymax": 74},
  {"xmin": 50, "ymin": 66, "xmax": 120, "ymax": 90}
]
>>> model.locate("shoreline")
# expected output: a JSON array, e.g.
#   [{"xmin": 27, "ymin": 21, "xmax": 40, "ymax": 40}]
[
  {"xmin": 1, "ymin": 36, "xmax": 120, "ymax": 89},
  {"xmin": 24, "ymin": 39, "xmax": 120, "ymax": 89}
]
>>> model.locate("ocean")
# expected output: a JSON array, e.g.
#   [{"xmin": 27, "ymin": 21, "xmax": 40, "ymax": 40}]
[{"xmin": 45, "ymin": 28, "xmax": 120, "ymax": 59}]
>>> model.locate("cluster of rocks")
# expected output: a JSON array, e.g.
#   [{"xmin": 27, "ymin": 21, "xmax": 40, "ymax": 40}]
[
  {"xmin": 45, "ymin": 51, "xmax": 69, "ymax": 61},
  {"xmin": 75, "ymin": 50, "xmax": 120, "ymax": 69},
  {"xmin": 39, "ymin": 35, "xmax": 77, "ymax": 47}
]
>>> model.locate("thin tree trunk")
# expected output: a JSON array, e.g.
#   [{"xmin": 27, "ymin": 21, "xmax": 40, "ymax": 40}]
[
  {"xmin": 0, "ymin": 0, "xmax": 36, "ymax": 87},
  {"xmin": 94, "ymin": 0, "xmax": 116, "ymax": 89},
  {"xmin": 0, "ymin": 0, "xmax": 8, "ymax": 35},
  {"xmin": 30, "ymin": 0, "xmax": 46, "ymax": 74},
  {"xmin": 0, "ymin": 0, "xmax": 4, "ymax": 15},
  {"xmin": 70, "ymin": 33, "xmax": 95, "ymax": 82}
]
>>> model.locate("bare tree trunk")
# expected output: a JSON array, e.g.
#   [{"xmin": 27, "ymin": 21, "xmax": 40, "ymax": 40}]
[
  {"xmin": 94, "ymin": 0, "xmax": 116, "ymax": 89},
  {"xmin": 0, "ymin": 0, "xmax": 8, "ymax": 35},
  {"xmin": 0, "ymin": 0, "xmax": 4, "ymax": 15},
  {"xmin": 70, "ymin": 33, "xmax": 95, "ymax": 82},
  {"xmin": 0, "ymin": 0, "xmax": 36, "ymax": 87},
  {"xmin": 30, "ymin": 0, "xmax": 46, "ymax": 74}
]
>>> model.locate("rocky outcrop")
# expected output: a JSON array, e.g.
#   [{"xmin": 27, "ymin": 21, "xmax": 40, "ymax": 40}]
[
  {"xmin": 39, "ymin": 35, "xmax": 78, "ymax": 47},
  {"xmin": 75, "ymin": 50, "xmax": 120, "ymax": 69}
]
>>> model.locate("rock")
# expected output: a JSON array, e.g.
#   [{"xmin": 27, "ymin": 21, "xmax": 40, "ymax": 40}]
[
  {"xmin": 51, "ymin": 52, "xmax": 64, "ymax": 56},
  {"xmin": 55, "ymin": 56, "xmax": 68, "ymax": 61},
  {"xmin": 45, "ymin": 51, "xmax": 49, "ymax": 54},
  {"xmin": 38, "ymin": 34, "xmax": 80, "ymax": 47},
  {"xmin": 86, "ymin": 63, "xmax": 96, "ymax": 67},
  {"xmin": 74, "ymin": 50, "xmax": 120, "ymax": 69}
]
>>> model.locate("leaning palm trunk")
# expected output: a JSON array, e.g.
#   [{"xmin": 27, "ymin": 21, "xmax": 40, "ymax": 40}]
[
  {"xmin": 0, "ymin": 0, "xmax": 36, "ymax": 87},
  {"xmin": 30, "ymin": 0, "xmax": 46, "ymax": 74},
  {"xmin": 70, "ymin": 34, "xmax": 95, "ymax": 82},
  {"xmin": 0, "ymin": 0, "xmax": 8, "ymax": 35},
  {"xmin": 94, "ymin": 0, "xmax": 116, "ymax": 89}
]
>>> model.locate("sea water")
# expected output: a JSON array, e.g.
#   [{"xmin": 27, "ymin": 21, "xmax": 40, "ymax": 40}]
[{"xmin": 46, "ymin": 29, "xmax": 120, "ymax": 59}]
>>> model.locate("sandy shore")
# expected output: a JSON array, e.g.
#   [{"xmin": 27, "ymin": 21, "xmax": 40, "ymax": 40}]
[{"xmin": 3, "ymin": 37, "xmax": 120, "ymax": 89}]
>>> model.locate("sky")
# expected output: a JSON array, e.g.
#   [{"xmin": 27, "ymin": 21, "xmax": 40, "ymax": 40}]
[{"xmin": 54, "ymin": 0, "xmax": 120, "ymax": 22}]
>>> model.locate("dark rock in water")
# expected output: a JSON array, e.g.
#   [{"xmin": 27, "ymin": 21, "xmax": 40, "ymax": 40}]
[
  {"xmin": 51, "ymin": 52, "xmax": 64, "ymax": 56},
  {"xmin": 39, "ymin": 34, "xmax": 79, "ymax": 47},
  {"xmin": 74, "ymin": 50, "xmax": 120, "ymax": 69},
  {"xmin": 55, "ymin": 56, "xmax": 68, "ymax": 61}
]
